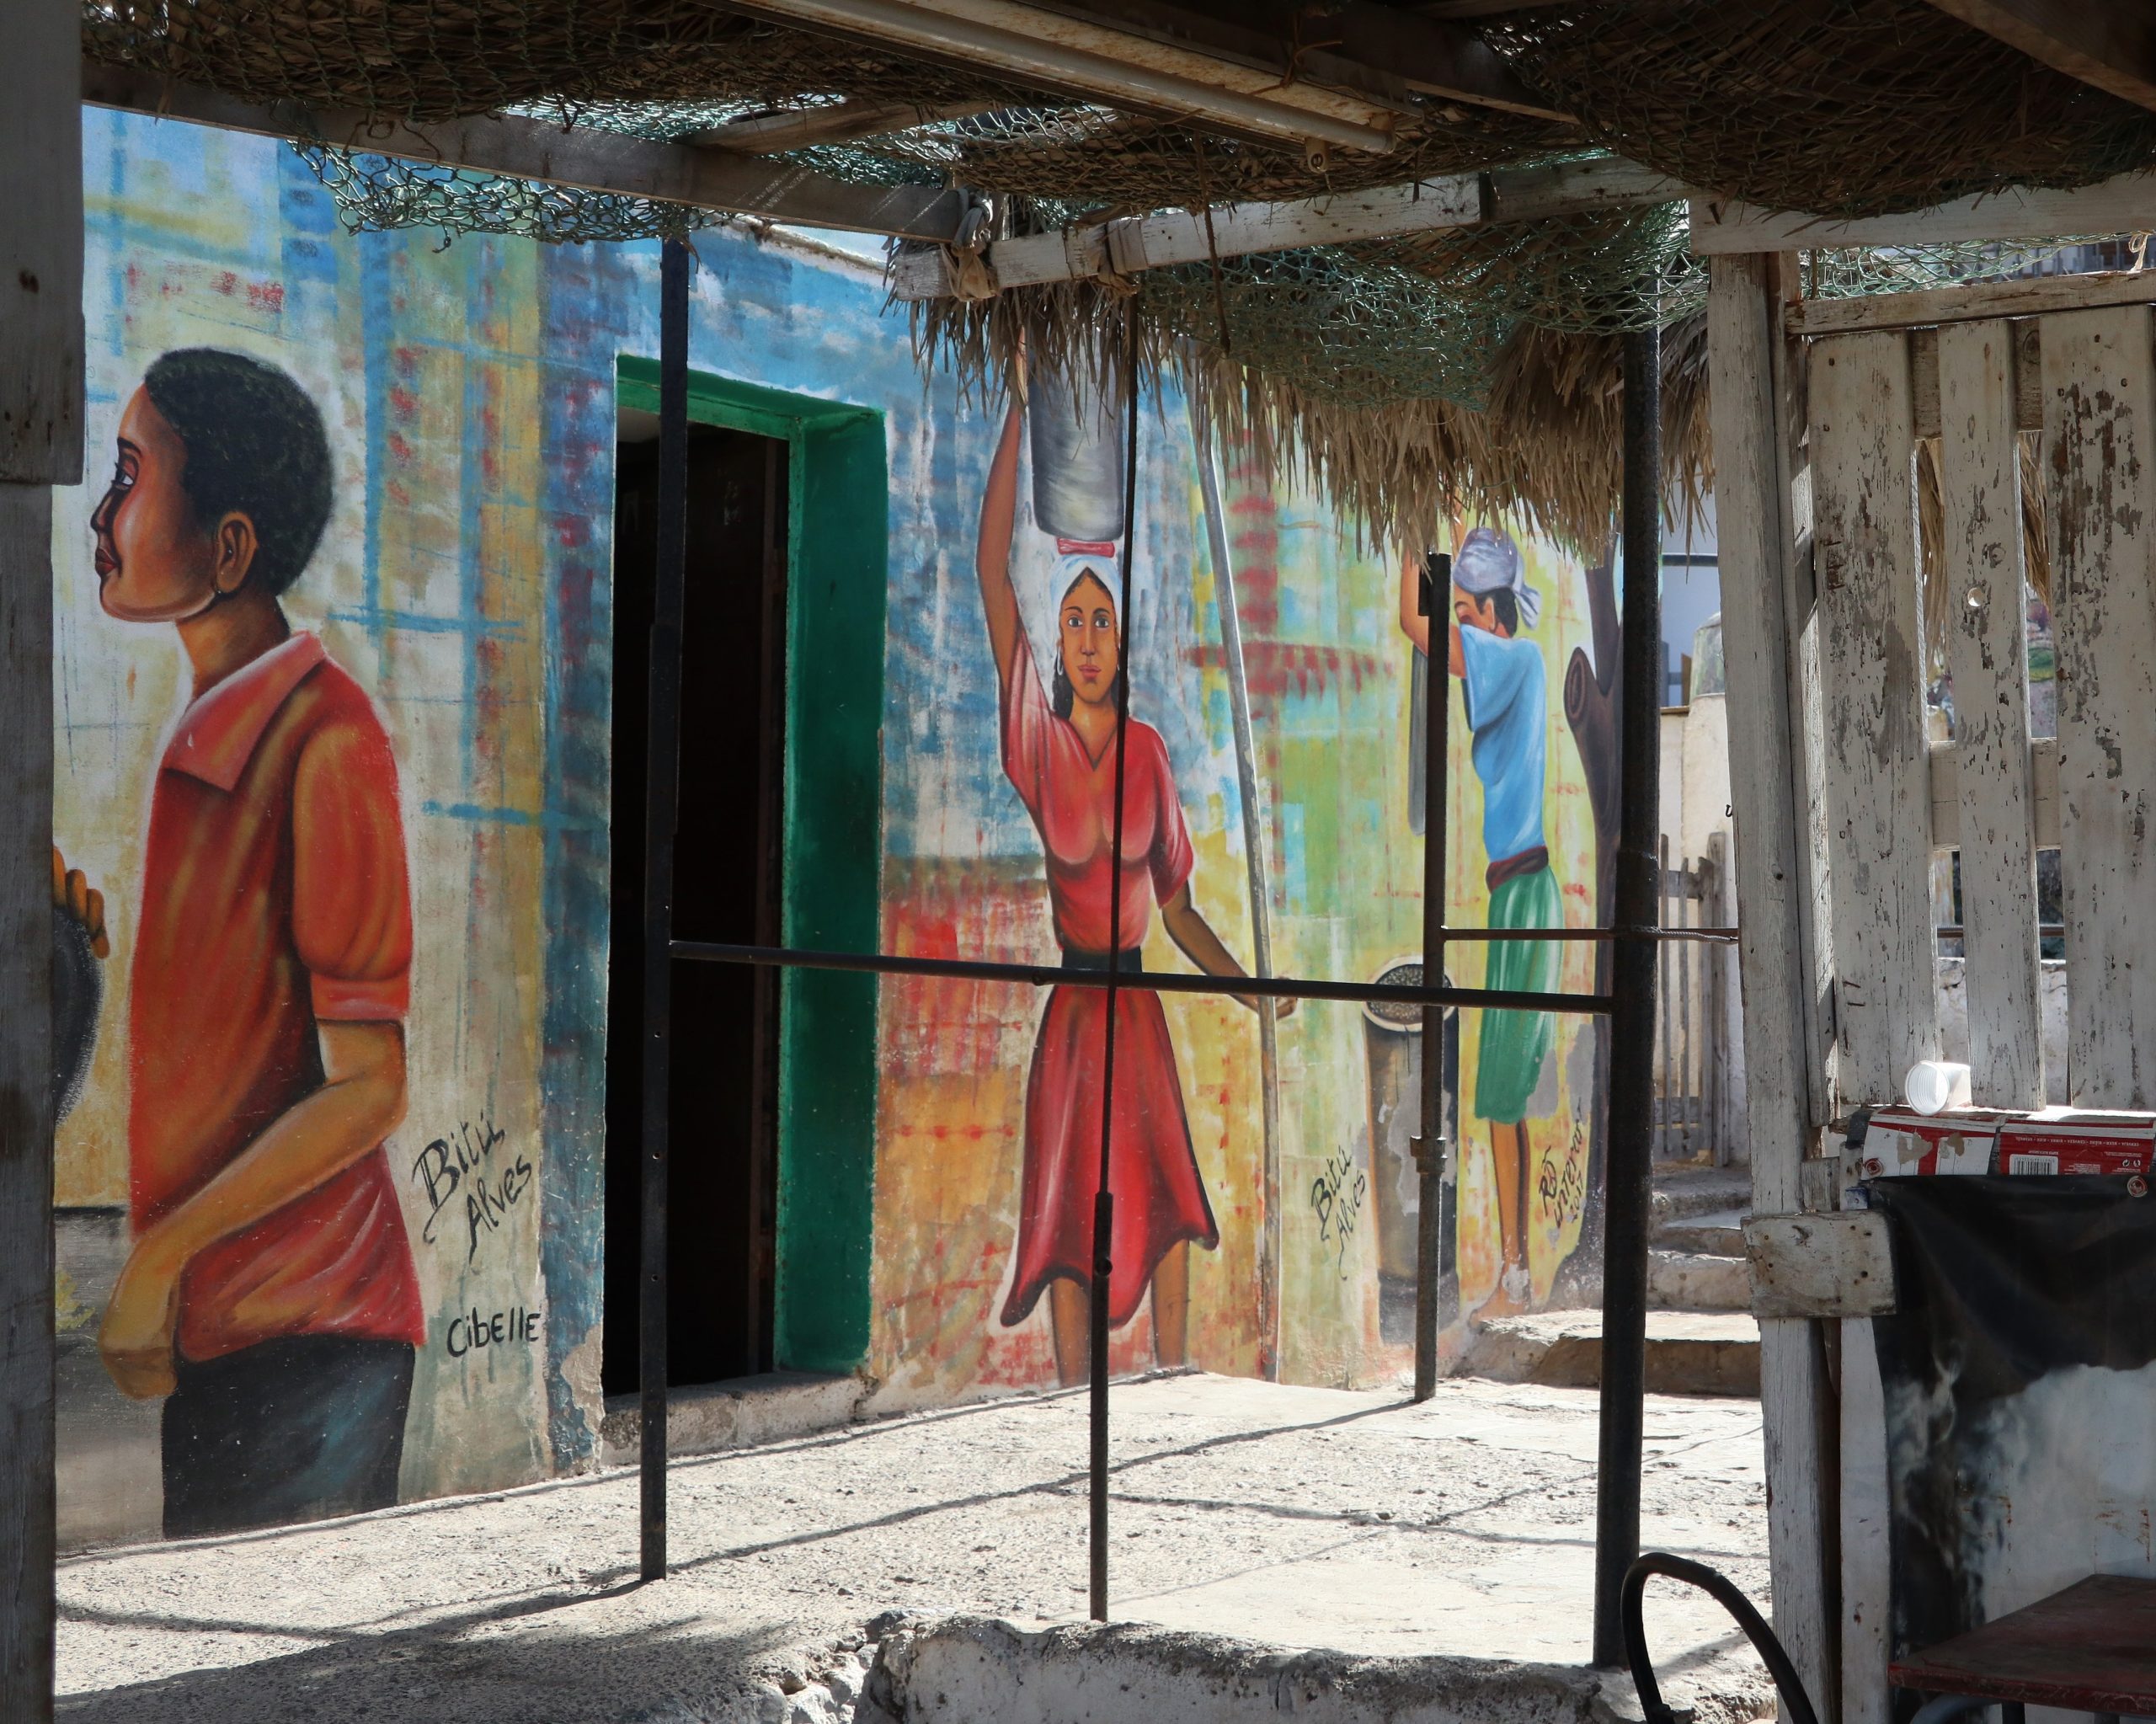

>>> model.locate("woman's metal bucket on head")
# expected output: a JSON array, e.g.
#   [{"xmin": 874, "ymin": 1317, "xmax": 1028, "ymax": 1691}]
[{"xmin": 1028, "ymin": 354, "xmax": 1128, "ymax": 548}]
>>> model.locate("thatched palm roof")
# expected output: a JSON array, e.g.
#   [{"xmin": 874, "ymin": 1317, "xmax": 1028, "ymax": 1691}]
[{"xmin": 86, "ymin": 1, "xmax": 2156, "ymax": 547}]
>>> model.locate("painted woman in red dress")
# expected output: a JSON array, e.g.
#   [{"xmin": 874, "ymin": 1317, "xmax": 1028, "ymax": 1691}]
[{"xmin": 976, "ymin": 383, "xmax": 1287, "ymax": 1387}]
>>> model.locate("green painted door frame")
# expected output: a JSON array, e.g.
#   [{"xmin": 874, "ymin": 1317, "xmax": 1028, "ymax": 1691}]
[{"xmin": 617, "ymin": 356, "xmax": 883, "ymax": 1375}]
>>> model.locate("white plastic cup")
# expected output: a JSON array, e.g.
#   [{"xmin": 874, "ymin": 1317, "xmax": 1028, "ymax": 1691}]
[{"xmin": 1905, "ymin": 1060, "xmax": 1972, "ymax": 1116}]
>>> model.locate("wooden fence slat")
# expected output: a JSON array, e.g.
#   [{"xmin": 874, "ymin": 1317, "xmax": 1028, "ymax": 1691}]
[
  {"xmin": 1936, "ymin": 319, "xmax": 2045, "ymax": 1108},
  {"xmin": 2041, "ymin": 306, "xmax": 2156, "ymax": 1109},
  {"xmin": 1679, "ymin": 869, "xmax": 1694, "ymax": 1154},
  {"xmin": 1811, "ymin": 329, "xmax": 1942, "ymax": 1106},
  {"xmin": 1929, "ymin": 737, "xmax": 2061, "ymax": 847},
  {"xmin": 1707, "ymin": 834, "xmax": 1729, "ymax": 1165},
  {"xmin": 1657, "ymin": 839, "xmax": 1673, "ymax": 1158}
]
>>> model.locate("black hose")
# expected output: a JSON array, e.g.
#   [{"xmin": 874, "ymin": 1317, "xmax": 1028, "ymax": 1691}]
[{"xmin": 1622, "ymin": 1552, "xmax": 1821, "ymax": 1724}]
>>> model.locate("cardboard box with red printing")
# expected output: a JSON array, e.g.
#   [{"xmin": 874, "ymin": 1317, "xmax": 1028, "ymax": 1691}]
[
  {"xmin": 1995, "ymin": 1109, "xmax": 2156, "ymax": 1177},
  {"xmin": 1862, "ymin": 1109, "xmax": 2001, "ymax": 1178}
]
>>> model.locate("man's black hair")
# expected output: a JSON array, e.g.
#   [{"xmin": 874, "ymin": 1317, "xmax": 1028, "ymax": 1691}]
[
  {"xmin": 1491, "ymin": 588, "xmax": 1519, "ymax": 636},
  {"xmin": 142, "ymin": 349, "xmax": 333, "ymax": 599}
]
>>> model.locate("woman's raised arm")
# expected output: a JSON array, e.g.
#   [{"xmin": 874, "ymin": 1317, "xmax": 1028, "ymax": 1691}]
[{"xmin": 976, "ymin": 398, "xmax": 1027, "ymax": 688}]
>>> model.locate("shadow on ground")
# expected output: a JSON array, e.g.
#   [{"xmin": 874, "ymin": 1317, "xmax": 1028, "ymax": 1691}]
[{"xmin": 60, "ymin": 1587, "xmax": 784, "ymax": 1724}]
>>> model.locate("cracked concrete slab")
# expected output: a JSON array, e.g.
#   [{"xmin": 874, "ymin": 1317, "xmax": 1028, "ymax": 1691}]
[{"xmin": 56, "ymin": 1373, "xmax": 1775, "ymax": 1724}]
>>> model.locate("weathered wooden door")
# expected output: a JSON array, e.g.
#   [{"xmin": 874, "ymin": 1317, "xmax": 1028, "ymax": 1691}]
[
  {"xmin": 1810, "ymin": 310, "xmax": 2156, "ymax": 1123},
  {"xmin": 1712, "ymin": 262, "xmax": 2156, "ymax": 1724}
]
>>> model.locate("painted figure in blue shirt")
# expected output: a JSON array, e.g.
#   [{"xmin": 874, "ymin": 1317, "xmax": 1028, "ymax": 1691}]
[{"xmin": 1400, "ymin": 526, "xmax": 1561, "ymax": 1321}]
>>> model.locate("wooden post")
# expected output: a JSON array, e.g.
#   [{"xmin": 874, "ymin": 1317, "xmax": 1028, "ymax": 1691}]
[
  {"xmin": 0, "ymin": 3, "xmax": 82, "ymax": 1717},
  {"xmin": 1812, "ymin": 321, "xmax": 1939, "ymax": 1724},
  {"xmin": 1705, "ymin": 253, "xmax": 1837, "ymax": 1721},
  {"xmin": 639, "ymin": 234, "xmax": 692, "ymax": 1582}
]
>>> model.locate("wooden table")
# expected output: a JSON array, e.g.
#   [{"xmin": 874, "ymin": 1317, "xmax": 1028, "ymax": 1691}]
[{"xmin": 1892, "ymin": 1574, "xmax": 2156, "ymax": 1724}]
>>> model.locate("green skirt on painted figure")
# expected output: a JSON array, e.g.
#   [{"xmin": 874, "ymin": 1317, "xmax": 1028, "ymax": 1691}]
[{"xmin": 1474, "ymin": 864, "xmax": 1561, "ymax": 1124}]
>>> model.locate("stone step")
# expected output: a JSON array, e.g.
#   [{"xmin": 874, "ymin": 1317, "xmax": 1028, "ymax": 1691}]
[
  {"xmin": 1462, "ymin": 1309, "xmax": 1760, "ymax": 1397},
  {"xmin": 1649, "ymin": 1248, "xmax": 1753, "ymax": 1313},
  {"xmin": 1650, "ymin": 1164, "xmax": 1753, "ymax": 1224},
  {"xmin": 600, "ymin": 1370, "xmax": 867, "ymax": 1465},
  {"xmin": 1653, "ymin": 1207, "xmax": 1748, "ymax": 1257}
]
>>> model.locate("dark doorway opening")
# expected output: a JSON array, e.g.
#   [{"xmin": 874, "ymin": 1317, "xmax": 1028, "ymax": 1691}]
[{"xmin": 605, "ymin": 413, "xmax": 789, "ymax": 1395}]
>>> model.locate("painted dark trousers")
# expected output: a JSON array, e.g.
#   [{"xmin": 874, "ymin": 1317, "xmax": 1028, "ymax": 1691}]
[{"xmin": 162, "ymin": 1334, "xmax": 415, "ymax": 1537}]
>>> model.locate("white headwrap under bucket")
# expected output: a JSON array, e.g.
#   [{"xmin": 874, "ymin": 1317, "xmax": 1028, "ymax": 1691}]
[
  {"xmin": 1453, "ymin": 525, "xmax": 1540, "ymax": 630},
  {"xmin": 1050, "ymin": 545, "xmax": 1119, "ymax": 610}
]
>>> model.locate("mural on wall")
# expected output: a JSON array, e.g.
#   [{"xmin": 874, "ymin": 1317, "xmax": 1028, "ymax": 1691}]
[
  {"xmin": 54, "ymin": 109, "xmax": 638, "ymax": 1550},
  {"xmin": 56, "ymin": 106, "xmax": 1637, "ymax": 1553},
  {"xmin": 64, "ymin": 349, "xmax": 424, "ymax": 1537},
  {"xmin": 1397, "ymin": 529, "xmax": 1561, "ymax": 1321},
  {"xmin": 874, "ymin": 377, "xmax": 1614, "ymax": 1396},
  {"xmin": 1417, "ymin": 531, "xmax": 1604, "ymax": 1322},
  {"xmin": 974, "ymin": 368, "xmax": 1281, "ymax": 1387}
]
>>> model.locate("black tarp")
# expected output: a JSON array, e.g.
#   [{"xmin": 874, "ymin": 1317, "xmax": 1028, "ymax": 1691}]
[{"xmin": 1868, "ymin": 1175, "xmax": 2156, "ymax": 1684}]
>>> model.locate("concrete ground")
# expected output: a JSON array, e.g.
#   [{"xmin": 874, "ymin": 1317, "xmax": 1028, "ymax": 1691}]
[{"xmin": 57, "ymin": 1373, "xmax": 1774, "ymax": 1724}]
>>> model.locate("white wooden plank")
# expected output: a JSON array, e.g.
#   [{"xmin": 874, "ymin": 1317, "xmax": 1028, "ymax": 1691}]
[
  {"xmin": 1715, "ymin": 253, "xmax": 1831, "ymax": 1207},
  {"xmin": 1707, "ymin": 253, "xmax": 1836, "ymax": 1721},
  {"xmin": 1841, "ymin": 1313, "xmax": 1893, "ymax": 1724},
  {"xmin": 892, "ymin": 160, "xmax": 1694, "ymax": 300},
  {"xmin": 1908, "ymin": 323, "xmax": 2047, "ymax": 437},
  {"xmin": 1928, "ymin": 738, "xmax": 2060, "ymax": 846},
  {"xmin": 1936, "ymin": 320, "xmax": 2046, "ymax": 1108},
  {"xmin": 1690, "ymin": 170, "xmax": 2156, "ymax": 254},
  {"xmin": 1110, "ymin": 177, "xmax": 1482, "ymax": 271},
  {"xmin": 1, "ymin": 3, "xmax": 82, "ymax": 483},
  {"xmin": 1788, "ymin": 268, "xmax": 2156, "ymax": 338},
  {"xmin": 1482, "ymin": 155, "xmax": 1689, "ymax": 222},
  {"xmin": 892, "ymin": 175, "xmax": 1484, "ymax": 297},
  {"xmin": 1745, "ymin": 1212, "xmax": 1897, "ymax": 1317},
  {"xmin": 689, "ymin": 97, "xmax": 995, "ymax": 153},
  {"xmin": 2041, "ymin": 305, "xmax": 2156, "ymax": 1108},
  {"xmin": 1811, "ymin": 328, "xmax": 1941, "ymax": 1106}
]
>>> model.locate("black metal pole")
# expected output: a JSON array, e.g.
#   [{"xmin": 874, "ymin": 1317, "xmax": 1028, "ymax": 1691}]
[
  {"xmin": 1088, "ymin": 331, "xmax": 1143, "ymax": 1623},
  {"xmin": 1413, "ymin": 550, "xmax": 1452, "ymax": 1402},
  {"xmin": 1593, "ymin": 318, "xmax": 1662, "ymax": 1666},
  {"xmin": 1091, "ymin": 325, "xmax": 1143, "ymax": 1624},
  {"xmin": 640, "ymin": 233, "xmax": 691, "ymax": 1583}
]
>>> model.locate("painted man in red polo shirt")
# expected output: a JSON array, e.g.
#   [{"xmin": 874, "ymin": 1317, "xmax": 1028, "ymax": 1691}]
[{"xmin": 88, "ymin": 348, "xmax": 424, "ymax": 1537}]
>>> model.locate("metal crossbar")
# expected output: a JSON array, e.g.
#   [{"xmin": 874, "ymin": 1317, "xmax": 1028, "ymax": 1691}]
[{"xmin": 670, "ymin": 939, "xmax": 1619, "ymax": 1015}]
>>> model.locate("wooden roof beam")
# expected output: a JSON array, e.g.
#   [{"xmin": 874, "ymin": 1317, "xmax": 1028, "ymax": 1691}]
[
  {"xmin": 1689, "ymin": 168, "xmax": 2156, "ymax": 253},
  {"xmin": 713, "ymin": 0, "xmax": 1413, "ymax": 153},
  {"xmin": 893, "ymin": 156, "xmax": 1684, "ymax": 299},
  {"xmin": 80, "ymin": 60, "xmax": 972, "ymax": 243},
  {"xmin": 1015, "ymin": 0, "xmax": 1572, "ymax": 122},
  {"xmin": 1919, "ymin": 1, "xmax": 2156, "ymax": 114}
]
